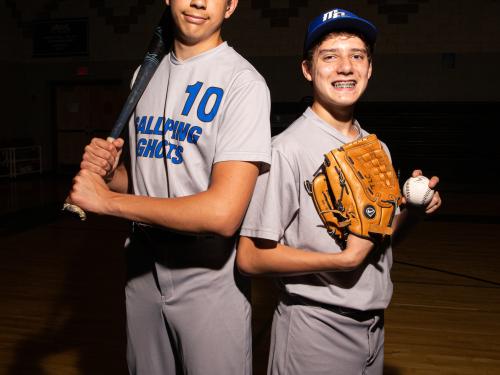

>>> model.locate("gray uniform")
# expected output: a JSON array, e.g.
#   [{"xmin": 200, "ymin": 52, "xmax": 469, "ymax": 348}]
[
  {"xmin": 241, "ymin": 108, "xmax": 396, "ymax": 375},
  {"xmin": 125, "ymin": 42, "xmax": 271, "ymax": 375}
]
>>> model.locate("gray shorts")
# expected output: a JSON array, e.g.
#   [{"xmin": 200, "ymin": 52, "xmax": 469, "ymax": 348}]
[
  {"xmin": 268, "ymin": 297, "xmax": 385, "ymax": 375},
  {"xmin": 124, "ymin": 226, "xmax": 252, "ymax": 375}
]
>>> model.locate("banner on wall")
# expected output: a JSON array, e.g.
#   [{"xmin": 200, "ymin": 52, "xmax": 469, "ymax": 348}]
[{"xmin": 33, "ymin": 18, "xmax": 88, "ymax": 57}]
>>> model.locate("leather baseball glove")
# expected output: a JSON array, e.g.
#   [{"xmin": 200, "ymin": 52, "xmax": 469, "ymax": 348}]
[{"xmin": 305, "ymin": 134, "xmax": 401, "ymax": 249}]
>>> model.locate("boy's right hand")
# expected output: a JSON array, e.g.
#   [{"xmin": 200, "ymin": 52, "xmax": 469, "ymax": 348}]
[{"xmin": 80, "ymin": 137, "xmax": 124, "ymax": 180}]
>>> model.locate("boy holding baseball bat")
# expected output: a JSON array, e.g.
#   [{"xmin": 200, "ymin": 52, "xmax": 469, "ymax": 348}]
[
  {"xmin": 68, "ymin": 1, "xmax": 270, "ymax": 374},
  {"xmin": 237, "ymin": 8, "xmax": 441, "ymax": 375}
]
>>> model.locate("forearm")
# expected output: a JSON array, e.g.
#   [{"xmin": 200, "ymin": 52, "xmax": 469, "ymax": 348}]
[
  {"xmin": 98, "ymin": 161, "xmax": 259, "ymax": 236},
  {"xmin": 70, "ymin": 161, "xmax": 260, "ymax": 236},
  {"xmin": 103, "ymin": 190, "xmax": 242, "ymax": 236},
  {"xmin": 246, "ymin": 244, "xmax": 361, "ymax": 276},
  {"xmin": 237, "ymin": 237, "xmax": 371, "ymax": 276}
]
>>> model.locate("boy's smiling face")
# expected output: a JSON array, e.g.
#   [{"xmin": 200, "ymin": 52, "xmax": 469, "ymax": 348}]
[{"xmin": 302, "ymin": 33, "xmax": 373, "ymax": 111}]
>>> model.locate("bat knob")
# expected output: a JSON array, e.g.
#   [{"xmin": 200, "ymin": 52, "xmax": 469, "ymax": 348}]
[{"xmin": 62, "ymin": 203, "xmax": 87, "ymax": 221}]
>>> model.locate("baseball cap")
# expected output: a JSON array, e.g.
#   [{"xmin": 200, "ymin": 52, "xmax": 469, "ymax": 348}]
[{"xmin": 304, "ymin": 8, "xmax": 377, "ymax": 53}]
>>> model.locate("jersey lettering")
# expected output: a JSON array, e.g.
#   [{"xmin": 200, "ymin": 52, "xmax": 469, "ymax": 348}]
[
  {"xmin": 181, "ymin": 81, "xmax": 203, "ymax": 116},
  {"xmin": 135, "ymin": 114, "xmax": 200, "ymax": 165},
  {"xmin": 153, "ymin": 117, "xmax": 164, "ymax": 135},
  {"xmin": 198, "ymin": 86, "xmax": 224, "ymax": 122},
  {"xmin": 142, "ymin": 138, "xmax": 158, "ymax": 158},
  {"xmin": 173, "ymin": 121, "xmax": 189, "ymax": 141},
  {"xmin": 134, "ymin": 82, "xmax": 214, "ymax": 166},
  {"xmin": 172, "ymin": 145, "xmax": 183, "ymax": 165},
  {"xmin": 136, "ymin": 138, "xmax": 184, "ymax": 165},
  {"xmin": 154, "ymin": 141, "xmax": 165, "ymax": 158},
  {"xmin": 136, "ymin": 116, "xmax": 147, "ymax": 133},
  {"xmin": 181, "ymin": 82, "xmax": 224, "ymax": 123},
  {"xmin": 187, "ymin": 126, "xmax": 202, "ymax": 144},
  {"xmin": 165, "ymin": 118, "xmax": 176, "ymax": 134}
]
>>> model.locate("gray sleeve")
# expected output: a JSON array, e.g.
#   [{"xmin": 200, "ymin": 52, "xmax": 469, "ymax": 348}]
[
  {"xmin": 240, "ymin": 148, "xmax": 299, "ymax": 241},
  {"xmin": 214, "ymin": 79, "xmax": 271, "ymax": 165}
]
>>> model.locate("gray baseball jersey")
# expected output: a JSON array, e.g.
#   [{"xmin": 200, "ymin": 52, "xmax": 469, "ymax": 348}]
[
  {"xmin": 129, "ymin": 42, "xmax": 271, "ymax": 197},
  {"xmin": 240, "ymin": 107, "xmax": 395, "ymax": 311},
  {"xmin": 125, "ymin": 42, "xmax": 271, "ymax": 375},
  {"xmin": 241, "ymin": 108, "xmax": 395, "ymax": 374}
]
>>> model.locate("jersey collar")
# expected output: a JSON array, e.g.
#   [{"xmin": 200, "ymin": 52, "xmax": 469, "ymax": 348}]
[{"xmin": 303, "ymin": 107, "xmax": 367, "ymax": 144}]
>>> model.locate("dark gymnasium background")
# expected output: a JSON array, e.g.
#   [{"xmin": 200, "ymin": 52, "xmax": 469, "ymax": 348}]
[{"xmin": 1, "ymin": 1, "xmax": 499, "ymax": 374}]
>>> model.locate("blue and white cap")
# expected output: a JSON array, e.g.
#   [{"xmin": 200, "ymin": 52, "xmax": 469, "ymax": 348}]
[{"xmin": 304, "ymin": 8, "xmax": 377, "ymax": 53}]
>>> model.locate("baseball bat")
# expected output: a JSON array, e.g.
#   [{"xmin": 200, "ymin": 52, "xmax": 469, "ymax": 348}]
[{"xmin": 63, "ymin": 7, "xmax": 173, "ymax": 220}]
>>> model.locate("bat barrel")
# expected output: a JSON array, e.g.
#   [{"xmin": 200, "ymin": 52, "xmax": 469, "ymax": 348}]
[
  {"xmin": 108, "ymin": 60, "xmax": 160, "ymax": 140},
  {"xmin": 108, "ymin": 10, "xmax": 171, "ymax": 140},
  {"xmin": 63, "ymin": 6, "xmax": 172, "ymax": 220}
]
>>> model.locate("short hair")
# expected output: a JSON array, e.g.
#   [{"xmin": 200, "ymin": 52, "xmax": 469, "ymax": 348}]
[{"xmin": 303, "ymin": 29, "xmax": 374, "ymax": 68}]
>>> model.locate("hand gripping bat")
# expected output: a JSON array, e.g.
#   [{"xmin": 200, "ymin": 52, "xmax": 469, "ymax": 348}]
[{"xmin": 63, "ymin": 7, "xmax": 173, "ymax": 220}]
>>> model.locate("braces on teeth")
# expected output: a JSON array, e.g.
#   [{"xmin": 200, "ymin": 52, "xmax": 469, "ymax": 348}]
[{"xmin": 334, "ymin": 82, "xmax": 355, "ymax": 88}]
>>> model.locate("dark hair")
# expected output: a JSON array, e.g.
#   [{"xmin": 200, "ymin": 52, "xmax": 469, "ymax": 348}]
[{"xmin": 303, "ymin": 29, "xmax": 374, "ymax": 67}]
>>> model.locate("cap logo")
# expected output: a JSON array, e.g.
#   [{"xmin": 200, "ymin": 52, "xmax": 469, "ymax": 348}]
[{"xmin": 322, "ymin": 9, "xmax": 346, "ymax": 22}]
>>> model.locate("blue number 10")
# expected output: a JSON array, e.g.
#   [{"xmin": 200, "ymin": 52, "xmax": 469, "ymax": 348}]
[{"xmin": 181, "ymin": 82, "xmax": 224, "ymax": 123}]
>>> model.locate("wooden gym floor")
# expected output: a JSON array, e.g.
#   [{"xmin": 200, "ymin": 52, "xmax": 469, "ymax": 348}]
[{"xmin": 0, "ymin": 175, "xmax": 499, "ymax": 374}]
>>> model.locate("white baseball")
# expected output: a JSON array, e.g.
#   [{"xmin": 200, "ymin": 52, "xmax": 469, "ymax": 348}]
[{"xmin": 403, "ymin": 176, "xmax": 434, "ymax": 206}]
